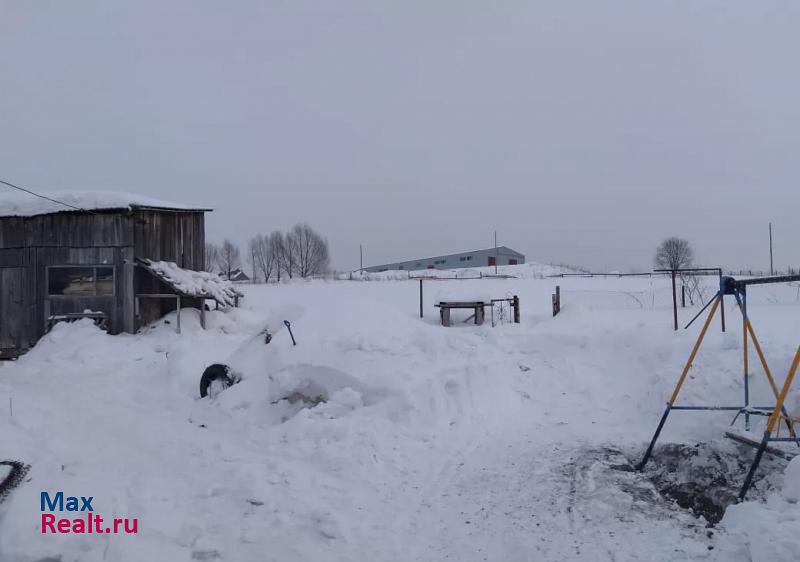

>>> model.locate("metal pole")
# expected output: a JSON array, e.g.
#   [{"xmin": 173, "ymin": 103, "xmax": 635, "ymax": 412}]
[
  {"xmin": 683, "ymin": 290, "xmax": 719, "ymax": 330},
  {"xmin": 743, "ymin": 286, "xmax": 749, "ymax": 431},
  {"xmin": 719, "ymin": 269, "xmax": 725, "ymax": 333},
  {"xmin": 360, "ymin": 244, "xmax": 363, "ymax": 273},
  {"xmin": 671, "ymin": 270, "xmax": 678, "ymax": 331},
  {"xmin": 769, "ymin": 222, "xmax": 774, "ymax": 275},
  {"xmin": 419, "ymin": 279, "xmax": 423, "ymax": 318},
  {"xmin": 494, "ymin": 230, "xmax": 498, "ymax": 275},
  {"xmin": 556, "ymin": 286, "xmax": 560, "ymax": 315}
]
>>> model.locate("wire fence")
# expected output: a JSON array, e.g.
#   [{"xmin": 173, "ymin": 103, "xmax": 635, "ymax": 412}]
[{"xmin": 560, "ymin": 280, "xmax": 800, "ymax": 311}]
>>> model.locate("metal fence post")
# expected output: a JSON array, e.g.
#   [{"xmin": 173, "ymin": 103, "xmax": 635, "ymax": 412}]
[{"xmin": 419, "ymin": 279, "xmax": 423, "ymax": 318}]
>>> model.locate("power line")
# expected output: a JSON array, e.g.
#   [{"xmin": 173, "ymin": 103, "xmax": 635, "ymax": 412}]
[{"xmin": 0, "ymin": 178, "xmax": 92, "ymax": 213}]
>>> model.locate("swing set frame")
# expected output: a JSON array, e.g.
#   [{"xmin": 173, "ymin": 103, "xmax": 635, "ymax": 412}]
[{"xmin": 637, "ymin": 274, "xmax": 800, "ymax": 500}]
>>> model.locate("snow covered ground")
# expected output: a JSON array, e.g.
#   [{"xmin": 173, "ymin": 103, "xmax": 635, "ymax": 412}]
[{"xmin": 1, "ymin": 273, "xmax": 799, "ymax": 561}]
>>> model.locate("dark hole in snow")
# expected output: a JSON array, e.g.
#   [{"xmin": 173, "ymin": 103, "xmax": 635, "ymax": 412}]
[
  {"xmin": 634, "ymin": 443, "xmax": 777, "ymax": 525},
  {"xmin": 283, "ymin": 391, "xmax": 326, "ymax": 406}
]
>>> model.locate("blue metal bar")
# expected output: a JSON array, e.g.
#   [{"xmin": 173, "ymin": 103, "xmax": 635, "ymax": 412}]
[
  {"xmin": 683, "ymin": 291, "xmax": 720, "ymax": 330},
  {"xmin": 740, "ymin": 430, "xmax": 771, "ymax": 500},
  {"xmin": 670, "ymin": 406, "xmax": 743, "ymax": 411},
  {"xmin": 735, "ymin": 287, "xmax": 798, "ymax": 442},
  {"xmin": 637, "ymin": 404, "xmax": 672, "ymax": 470},
  {"xmin": 733, "ymin": 288, "xmax": 752, "ymax": 430},
  {"xmin": 743, "ymin": 288, "xmax": 750, "ymax": 430},
  {"xmin": 731, "ymin": 273, "xmax": 800, "ymax": 287}
]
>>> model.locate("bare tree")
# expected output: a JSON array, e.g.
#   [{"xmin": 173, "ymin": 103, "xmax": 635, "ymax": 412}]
[
  {"xmin": 269, "ymin": 231, "xmax": 285, "ymax": 282},
  {"xmin": 249, "ymin": 226, "xmax": 328, "ymax": 281},
  {"xmin": 216, "ymin": 239, "xmax": 241, "ymax": 280},
  {"xmin": 684, "ymin": 274, "xmax": 708, "ymax": 306},
  {"xmin": 283, "ymin": 229, "xmax": 298, "ymax": 279},
  {"xmin": 204, "ymin": 242, "xmax": 220, "ymax": 272},
  {"xmin": 249, "ymin": 233, "xmax": 278, "ymax": 283},
  {"xmin": 248, "ymin": 236, "xmax": 260, "ymax": 283},
  {"xmin": 289, "ymin": 223, "xmax": 330, "ymax": 278},
  {"xmin": 654, "ymin": 237, "xmax": 694, "ymax": 271}
]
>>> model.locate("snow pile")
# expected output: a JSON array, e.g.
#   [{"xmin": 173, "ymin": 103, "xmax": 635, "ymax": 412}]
[
  {"xmin": 723, "ymin": 458, "xmax": 800, "ymax": 561},
  {"xmin": 783, "ymin": 456, "xmax": 800, "ymax": 501},
  {"xmin": 143, "ymin": 259, "xmax": 242, "ymax": 306},
  {"xmin": 0, "ymin": 189, "xmax": 209, "ymax": 217}
]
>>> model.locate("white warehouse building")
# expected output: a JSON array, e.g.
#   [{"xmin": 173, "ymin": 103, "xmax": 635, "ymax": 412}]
[{"xmin": 364, "ymin": 246, "xmax": 525, "ymax": 273}]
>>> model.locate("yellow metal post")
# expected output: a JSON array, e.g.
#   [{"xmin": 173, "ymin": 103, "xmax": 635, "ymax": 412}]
[
  {"xmin": 740, "ymin": 346, "xmax": 800, "ymax": 500},
  {"xmin": 638, "ymin": 294, "xmax": 721, "ymax": 470},
  {"xmin": 765, "ymin": 347, "xmax": 800, "ymax": 433},
  {"xmin": 668, "ymin": 296, "xmax": 721, "ymax": 405},
  {"xmin": 744, "ymin": 318, "xmax": 779, "ymax": 396},
  {"xmin": 737, "ymin": 303, "xmax": 797, "ymax": 436}
]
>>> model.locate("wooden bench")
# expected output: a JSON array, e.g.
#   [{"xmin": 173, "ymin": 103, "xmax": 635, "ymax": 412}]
[
  {"xmin": 435, "ymin": 301, "xmax": 488, "ymax": 327},
  {"xmin": 46, "ymin": 312, "xmax": 108, "ymax": 333}
]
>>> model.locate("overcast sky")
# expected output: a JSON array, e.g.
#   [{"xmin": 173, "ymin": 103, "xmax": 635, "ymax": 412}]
[{"xmin": 1, "ymin": 1, "xmax": 798, "ymax": 272}]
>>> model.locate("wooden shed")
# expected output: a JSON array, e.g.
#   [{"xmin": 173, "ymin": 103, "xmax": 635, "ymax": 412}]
[{"xmin": 0, "ymin": 191, "xmax": 219, "ymax": 358}]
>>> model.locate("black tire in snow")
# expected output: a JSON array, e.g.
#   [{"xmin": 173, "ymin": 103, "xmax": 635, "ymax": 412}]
[
  {"xmin": 199, "ymin": 363, "xmax": 234, "ymax": 398},
  {"xmin": 0, "ymin": 460, "xmax": 30, "ymax": 504}
]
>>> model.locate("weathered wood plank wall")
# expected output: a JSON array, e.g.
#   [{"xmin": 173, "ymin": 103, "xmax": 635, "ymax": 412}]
[
  {"xmin": 0, "ymin": 208, "xmax": 206, "ymax": 356},
  {"xmin": 133, "ymin": 210, "xmax": 206, "ymax": 329}
]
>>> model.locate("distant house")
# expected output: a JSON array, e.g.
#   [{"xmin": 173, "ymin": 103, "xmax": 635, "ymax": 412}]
[
  {"xmin": 220, "ymin": 268, "xmax": 250, "ymax": 283},
  {"xmin": 0, "ymin": 190, "xmax": 237, "ymax": 358},
  {"xmin": 364, "ymin": 246, "xmax": 525, "ymax": 273}
]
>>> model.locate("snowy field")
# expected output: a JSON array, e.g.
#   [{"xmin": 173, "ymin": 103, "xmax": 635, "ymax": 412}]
[{"xmin": 2, "ymin": 271, "xmax": 800, "ymax": 561}]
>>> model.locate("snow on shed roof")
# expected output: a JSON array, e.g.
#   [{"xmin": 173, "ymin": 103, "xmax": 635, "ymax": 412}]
[
  {"xmin": 0, "ymin": 190, "xmax": 212, "ymax": 217},
  {"xmin": 138, "ymin": 259, "xmax": 242, "ymax": 307}
]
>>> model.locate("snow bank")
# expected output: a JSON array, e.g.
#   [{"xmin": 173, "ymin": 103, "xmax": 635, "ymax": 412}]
[
  {"xmin": 0, "ymin": 189, "xmax": 209, "ymax": 217},
  {"xmin": 723, "ymin": 458, "xmax": 800, "ymax": 562},
  {"xmin": 784, "ymin": 456, "xmax": 800, "ymax": 501}
]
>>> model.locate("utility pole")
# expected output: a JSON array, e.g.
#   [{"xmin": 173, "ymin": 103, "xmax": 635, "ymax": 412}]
[
  {"xmin": 494, "ymin": 230, "xmax": 498, "ymax": 275},
  {"xmin": 769, "ymin": 223, "xmax": 774, "ymax": 275},
  {"xmin": 360, "ymin": 244, "xmax": 363, "ymax": 273}
]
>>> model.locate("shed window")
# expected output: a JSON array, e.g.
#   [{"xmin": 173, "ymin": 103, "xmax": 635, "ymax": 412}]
[{"xmin": 48, "ymin": 266, "xmax": 114, "ymax": 296}]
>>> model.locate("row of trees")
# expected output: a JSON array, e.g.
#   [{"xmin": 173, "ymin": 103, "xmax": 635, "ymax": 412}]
[
  {"xmin": 205, "ymin": 223, "xmax": 330, "ymax": 282},
  {"xmin": 205, "ymin": 240, "xmax": 241, "ymax": 279}
]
